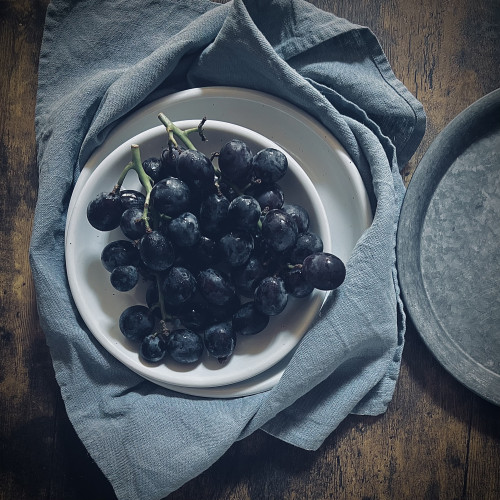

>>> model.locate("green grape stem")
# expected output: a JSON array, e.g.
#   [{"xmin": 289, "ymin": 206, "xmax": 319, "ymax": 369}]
[
  {"xmin": 131, "ymin": 144, "xmax": 154, "ymax": 231},
  {"xmin": 158, "ymin": 112, "xmax": 199, "ymax": 151},
  {"xmin": 113, "ymin": 161, "xmax": 133, "ymax": 190}
]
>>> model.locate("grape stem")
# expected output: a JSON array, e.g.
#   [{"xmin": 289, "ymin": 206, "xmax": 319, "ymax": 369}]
[
  {"xmin": 113, "ymin": 161, "xmax": 134, "ymax": 191},
  {"xmin": 155, "ymin": 273, "xmax": 170, "ymax": 323},
  {"xmin": 129, "ymin": 144, "xmax": 153, "ymax": 231},
  {"xmin": 158, "ymin": 113, "xmax": 200, "ymax": 150}
]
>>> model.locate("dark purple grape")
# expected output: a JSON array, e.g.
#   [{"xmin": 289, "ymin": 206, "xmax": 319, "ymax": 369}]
[
  {"xmin": 177, "ymin": 301, "xmax": 212, "ymax": 331},
  {"xmin": 139, "ymin": 231, "xmax": 175, "ymax": 272},
  {"xmin": 219, "ymin": 230, "xmax": 254, "ymax": 267},
  {"xmin": 161, "ymin": 266, "xmax": 197, "ymax": 306},
  {"xmin": 302, "ymin": 252, "xmax": 346, "ymax": 290},
  {"xmin": 247, "ymin": 182, "xmax": 284, "ymax": 212},
  {"xmin": 282, "ymin": 203, "xmax": 310, "ymax": 233},
  {"xmin": 204, "ymin": 321, "xmax": 236, "ymax": 362},
  {"xmin": 199, "ymin": 192, "xmax": 230, "ymax": 236},
  {"xmin": 218, "ymin": 139, "xmax": 253, "ymax": 185},
  {"xmin": 87, "ymin": 191, "xmax": 123, "ymax": 231},
  {"xmin": 136, "ymin": 260, "xmax": 156, "ymax": 281},
  {"xmin": 289, "ymin": 231, "xmax": 323, "ymax": 264},
  {"xmin": 207, "ymin": 294, "xmax": 241, "ymax": 323},
  {"xmin": 150, "ymin": 177, "xmax": 191, "ymax": 217},
  {"xmin": 251, "ymin": 148, "xmax": 287, "ymax": 184},
  {"xmin": 184, "ymin": 236, "xmax": 219, "ymax": 269},
  {"xmin": 197, "ymin": 268, "xmax": 235, "ymax": 306},
  {"xmin": 232, "ymin": 302, "xmax": 269, "ymax": 336},
  {"xmin": 160, "ymin": 145, "xmax": 182, "ymax": 178},
  {"xmin": 119, "ymin": 305, "xmax": 155, "ymax": 341},
  {"xmin": 120, "ymin": 189, "xmax": 146, "ymax": 211},
  {"xmin": 227, "ymin": 195, "xmax": 261, "ymax": 230},
  {"xmin": 140, "ymin": 332, "xmax": 167, "ymax": 363},
  {"xmin": 168, "ymin": 212, "xmax": 201, "ymax": 248},
  {"xmin": 120, "ymin": 207, "xmax": 147, "ymax": 240},
  {"xmin": 142, "ymin": 157, "xmax": 163, "ymax": 183},
  {"xmin": 110, "ymin": 265, "xmax": 139, "ymax": 292},
  {"xmin": 282, "ymin": 266, "xmax": 314, "ymax": 298},
  {"xmin": 254, "ymin": 276, "xmax": 288, "ymax": 316},
  {"xmin": 261, "ymin": 209, "xmax": 298, "ymax": 252},
  {"xmin": 177, "ymin": 149, "xmax": 215, "ymax": 194},
  {"xmin": 252, "ymin": 233, "xmax": 281, "ymax": 275},
  {"xmin": 217, "ymin": 178, "xmax": 240, "ymax": 202},
  {"xmin": 231, "ymin": 256, "xmax": 267, "ymax": 297},
  {"xmin": 101, "ymin": 240, "xmax": 140, "ymax": 272},
  {"xmin": 166, "ymin": 329, "xmax": 204, "ymax": 364}
]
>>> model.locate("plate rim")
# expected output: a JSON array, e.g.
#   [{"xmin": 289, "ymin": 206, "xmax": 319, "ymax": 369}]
[{"xmin": 397, "ymin": 88, "xmax": 500, "ymax": 405}]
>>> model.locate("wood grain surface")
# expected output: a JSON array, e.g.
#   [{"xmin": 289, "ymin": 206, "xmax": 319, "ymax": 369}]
[{"xmin": 1, "ymin": 0, "xmax": 499, "ymax": 499}]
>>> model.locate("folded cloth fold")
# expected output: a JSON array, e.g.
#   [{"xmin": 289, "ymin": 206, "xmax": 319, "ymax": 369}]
[{"xmin": 30, "ymin": 0, "xmax": 425, "ymax": 498}]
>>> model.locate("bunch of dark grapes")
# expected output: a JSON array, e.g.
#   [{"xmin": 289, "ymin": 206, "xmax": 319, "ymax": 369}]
[{"xmin": 87, "ymin": 116, "xmax": 346, "ymax": 367}]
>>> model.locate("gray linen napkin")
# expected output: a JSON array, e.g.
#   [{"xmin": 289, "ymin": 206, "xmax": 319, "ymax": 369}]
[{"xmin": 30, "ymin": 0, "xmax": 425, "ymax": 498}]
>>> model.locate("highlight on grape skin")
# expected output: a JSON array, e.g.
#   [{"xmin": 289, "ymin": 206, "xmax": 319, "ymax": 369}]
[{"xmin": 86, "ymin": 115, "xmax": 347, "ymax": 366}]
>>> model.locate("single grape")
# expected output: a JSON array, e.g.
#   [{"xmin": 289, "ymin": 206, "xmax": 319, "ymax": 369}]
[
  {"xmin": 246, "ymin": 183, "xmax": 284, "ymax": 212},
  {"xmin": 251, "ymin": 148, "xmax": 287, "ymax": 184},
  {"xmin": 217, "ymin": 139, "xmax": 253, "ymax": 185},
  {"xmin": 199, "ymin": 192, "xmax": 230, "ymax": 236},
  {"xmin": 232, "ymin": 302, "xmax": 269, "ymax": 336},
  {"xmin": 160, "ymin": 145, "xmax": 182, "ymax": 178},
  {"xmin": 161, "ymin": 266, "xmax": 197, "ymax": 306},
  {"xmin": 120, "ymin": 189, "xmax": 146, "ymax": 211},
  {"xmin": 252, "ymin": 233, "xmax": 281, "ymax": 275},
  {"xmin": 219, "ymin": 230, "xmax": 254, "ymax": 267},
  {"xmin": 184, "ymin": 235, "xmax": 219, "ymax": 270},
  {"xmin": 110, "ymin": 265, "xmax": 139, "ymax": 292},
  {"xmin": 261, "ymin": 209, "xmax": 298, "ymax": 252},
  {"xmin": 168, "ymin": 212, "xmax": 201, "ymax": 248},
  {"xmin": 139, "ymin": 231, "xmax": 175, "ymax": 272},
  {"xmin": 150, "ymin": 177, "xmax": 191, "ymax": 217},
  {"xmin": 142, "ymin": 156, "xmax": 163, "ymax": 183},
  {"xmin": 166, "ymin": 329, "xmax": 204, "ymax": 364},
  {"xmin": 177, "ymin": 149, "xmax": 215, "ymax": 194},
  {"xmin": 197, "ymin": 268, "xmax": 235, "ymax": 306},
  {"xmin": 231, "ymin": 256, "xmax": 267, "ymax": 297},
  {"xmin": 87, "ymin": 191, "xmax": 123, "ymax": 231},
  {"xmin": 282, "ymin": 266, "xmax": 314, "ymax": 298},
  {"xmin": 206, "ymin": 294, "xmax": 241, "ymax": 323},
  {"xmin": 140, "ymin": 332, "xmax": 167, "ymax": 363},
  {"xmin": 120, "ymin": 207, "xmax": 147, "ymax": 240},
  {"xmin": 177, "ymin": 301, "xmax": 212, "ymax": 331},
  {"xmin": 119, "ymin": 305, "xmax": 155, "ymax": 341},
  {"xmin": 101, "ymin": 240, "xmax": 140, "ymax": 272},
  {"xmin": 254, "ymin": 276, "xmax": 288, "ymax": 316},
  {"xmin": 282, "ymin": 203, "xmax": 310, "ymax": 233},
  {"xmin": 302, "ymin": 252, "xmax": 346, "ymax": 290},
  {"xmin": 204, "ymin": 321, "xmax": 236, "ymax": 362},
  {"xmin": 227, "ymin": 195, "xmax": 261, "ymax": 230},
  {"xmin": 289, "ymin": 231, "xmax": 323, "ymax": 264}
]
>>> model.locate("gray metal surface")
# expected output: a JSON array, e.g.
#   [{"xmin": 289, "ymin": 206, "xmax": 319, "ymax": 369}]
[{"xmin": 397, "ymin": 89, "xmax": 500, "ymax": 405}]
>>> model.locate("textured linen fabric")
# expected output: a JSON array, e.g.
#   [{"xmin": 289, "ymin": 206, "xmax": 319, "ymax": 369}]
[{"xmin": 30, "ymin": 0, "xmax": 425, "ymax": 498}]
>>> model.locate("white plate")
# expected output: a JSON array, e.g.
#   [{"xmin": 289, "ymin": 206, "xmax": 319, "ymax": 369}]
[
  {"xmin": 65, "ymin": 87, "xmax": 372, "ymax": 397},
  {"xmin": 66, "ymin": 119, "xmax": 331, "ymax": 389}
]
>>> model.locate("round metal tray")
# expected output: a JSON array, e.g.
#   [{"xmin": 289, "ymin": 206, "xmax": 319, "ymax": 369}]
[{"xmin": 397, "ymin": 89, "xmax": 500, "ymax": 405}]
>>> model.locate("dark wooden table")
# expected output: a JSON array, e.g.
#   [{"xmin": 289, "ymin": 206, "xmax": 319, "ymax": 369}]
[{"xmin": 1, "ymin": 1, "xmax": 499, "ymax": 499}]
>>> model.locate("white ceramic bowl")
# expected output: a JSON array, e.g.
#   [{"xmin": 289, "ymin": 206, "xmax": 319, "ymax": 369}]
[{"xmin": 66, "ymin": 119, "xmax": 332, "ymax": 388}]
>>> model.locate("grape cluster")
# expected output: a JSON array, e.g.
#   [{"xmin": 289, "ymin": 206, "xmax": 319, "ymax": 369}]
[{"xmin": 87, "ymin": 116, "xmax": 346, "ymax": 366}]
